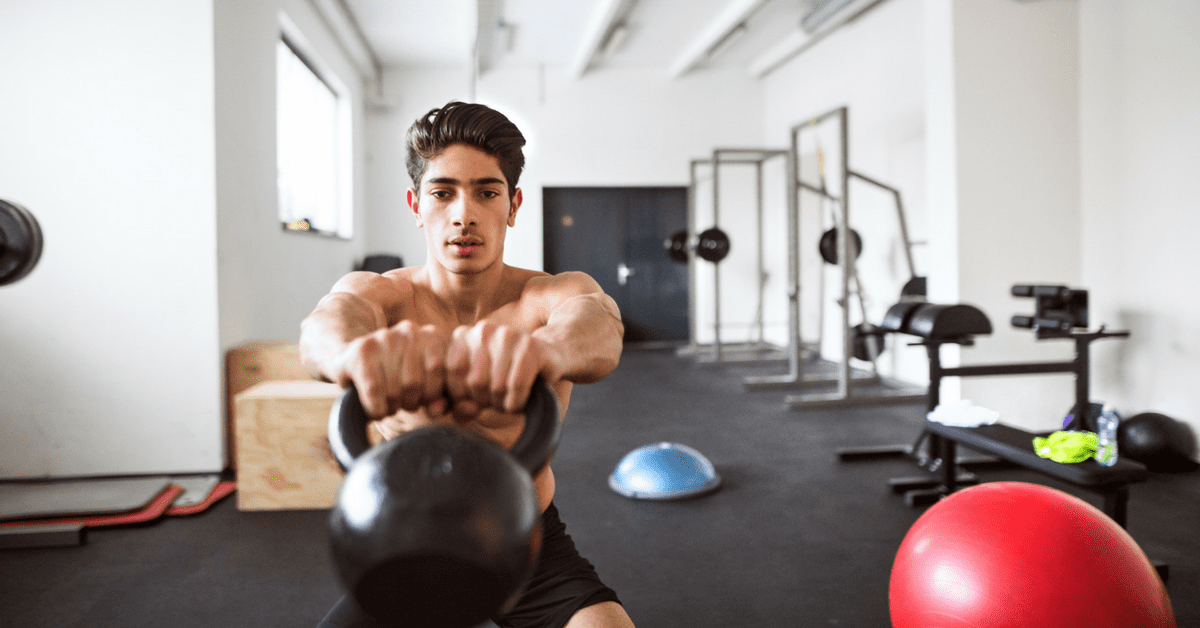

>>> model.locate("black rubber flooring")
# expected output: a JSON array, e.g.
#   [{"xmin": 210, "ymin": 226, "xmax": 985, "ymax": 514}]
[{"xmin": 1, "ymin": 346, "xmax": 1197, "ymax": 627}]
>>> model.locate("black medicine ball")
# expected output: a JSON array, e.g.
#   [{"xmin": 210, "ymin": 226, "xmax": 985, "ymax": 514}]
[{"xmin": 1118, "ymin": 412, "xmax": 1199, "ymax": 473}]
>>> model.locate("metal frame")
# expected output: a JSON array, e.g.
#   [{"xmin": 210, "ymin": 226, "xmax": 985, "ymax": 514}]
[
  {"xmin": 678, "ymin": 148, "xmax": 790, "ymax": 364},
  {"xmin": 743, "ymin": 106, "xmax": 924, "ymax": 408}
]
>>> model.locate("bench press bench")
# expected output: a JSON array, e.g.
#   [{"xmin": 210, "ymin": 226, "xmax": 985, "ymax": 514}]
[
  {"xmin": 839, "ymin": 286, "xmax": 1170, "ymax": 580},
  {"xmin": 922, "ymin": 421, "xmax": 1148, "ymax": 527}
]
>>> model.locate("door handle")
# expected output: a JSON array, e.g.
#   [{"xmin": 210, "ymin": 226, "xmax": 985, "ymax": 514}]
[{"xmin": 618, "ymin": 263, "xmax": 636, "ymax": 286}]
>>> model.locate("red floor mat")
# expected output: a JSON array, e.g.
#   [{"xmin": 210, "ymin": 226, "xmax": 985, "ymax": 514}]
[
  {"xmin": 0, "ymin": 485, "xmax": 184, "ymax": 529},
  {"xmin": 167, "ymin": 481, "xmax": 236, "ymax": 516}
]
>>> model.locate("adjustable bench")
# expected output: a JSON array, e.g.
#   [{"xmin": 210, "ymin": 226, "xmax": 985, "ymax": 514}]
[
  {"xmin": 841, "ymin": 287, "xmax": 1141, "ymax": 527},
  {"xmin": 838, "ymin": 287, "xmax": 1168, "ymax": 578}
]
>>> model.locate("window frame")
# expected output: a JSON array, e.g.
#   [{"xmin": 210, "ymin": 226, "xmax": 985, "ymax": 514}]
[{"xmin": 275, "ymin": 15, "xmax": 354, "ymax": 239}]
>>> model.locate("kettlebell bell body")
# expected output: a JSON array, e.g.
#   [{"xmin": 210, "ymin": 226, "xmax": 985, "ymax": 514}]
[{"xmin": 328, "ymin": 378, "xmax": 560, "ymax": 628}]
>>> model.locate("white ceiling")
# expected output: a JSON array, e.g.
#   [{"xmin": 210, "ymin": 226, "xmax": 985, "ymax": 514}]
[{"xmin": 342, "ymin": 0, "xmax": 827, "ymax": 77}]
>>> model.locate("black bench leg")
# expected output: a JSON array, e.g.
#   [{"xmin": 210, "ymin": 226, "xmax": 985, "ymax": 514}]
[
  {"xmin": 1102, "ymin": 485, "xmax": 1128, "ymax": 529},
  {"xmin": 902, "ymin": 436, "xmax": 969, "ymax": 507},
  {"xmin": 941, "ymin": 436, "xmax": 958, "ymax": 493}
]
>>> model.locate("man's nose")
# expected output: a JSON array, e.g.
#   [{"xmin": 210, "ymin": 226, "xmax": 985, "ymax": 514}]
[{"xmin": 449, "ymin": 195, "xmax": 479, "ymax": 226}]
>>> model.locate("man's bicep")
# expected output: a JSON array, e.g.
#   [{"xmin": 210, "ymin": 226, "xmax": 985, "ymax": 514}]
[{"xmin": 539, "ymin": 272, "xmax": 621, "ymax": 322}]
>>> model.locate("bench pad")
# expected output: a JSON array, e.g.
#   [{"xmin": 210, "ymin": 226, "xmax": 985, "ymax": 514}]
[{"xmin": 924, "ymin": 421, "xmax": 1148, "ymax": 489}]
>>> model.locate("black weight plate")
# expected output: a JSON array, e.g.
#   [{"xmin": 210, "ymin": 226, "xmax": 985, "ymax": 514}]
[
  {"xmin": 664, "ymin": 230, "xmax": 689, "ymax": 264},
  {"xmin": 0, "ymin": 199, "xmax": 43, "ymax": 286},
  {"xmin": 818, "ymin": 227, "xmax": 862, "ymax": 265},
  {"xmin": 696, "ymin": 227, "xmax": 730, "ymax": 263},
  {"xmin": 851, "ymin": 323, "xmax": 885, "ymax": 362},
  {"xmin": 12, "ymin": 200, "xmax": 43, "ymax": 273}
]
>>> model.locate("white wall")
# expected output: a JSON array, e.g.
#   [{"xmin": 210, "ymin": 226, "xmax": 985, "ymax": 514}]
[
  {"xmin": 0, "ymin": 0, "xmax": 370, "ymax": 478},
  {"xmin": 0, "ymin": 1, "xmax": 222, "ymax": 477},
  {"xmin": 1081, "ymin": 0, "xmax": 1200, "ymax": 441},
  {"xmin": 925, "ymin": 0, "xmax": 1083, "ymax": 430}
]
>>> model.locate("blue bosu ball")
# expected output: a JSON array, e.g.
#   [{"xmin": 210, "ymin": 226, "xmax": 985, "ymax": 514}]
[{"xmin": 608, "ymin": 442, "xmax": 722, "ymax": 500}]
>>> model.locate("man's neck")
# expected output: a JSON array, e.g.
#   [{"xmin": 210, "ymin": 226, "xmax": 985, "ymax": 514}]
[{"xmin": 423, "ymin": 259, "xmax": 509, "ymax": 325}]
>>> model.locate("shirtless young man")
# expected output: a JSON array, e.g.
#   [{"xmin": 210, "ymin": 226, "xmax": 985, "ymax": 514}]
[{"xmin": 301, "ymin": 102, "xmax": 635, "ymax": 628}]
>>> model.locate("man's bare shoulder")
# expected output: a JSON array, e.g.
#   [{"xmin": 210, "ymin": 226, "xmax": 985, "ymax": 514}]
[
  {"xmin": 518, "ymin": 270, "xmax": 603, "ymax": 301},
  {"xmin": 330, "ymin": 267, "xmax": 422, "ymax": 323}
]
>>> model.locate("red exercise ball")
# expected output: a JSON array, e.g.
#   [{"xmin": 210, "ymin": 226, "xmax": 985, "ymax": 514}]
[{"xmin": 890, "ymin": 482, "xmax": 1174, "ymax": 628}]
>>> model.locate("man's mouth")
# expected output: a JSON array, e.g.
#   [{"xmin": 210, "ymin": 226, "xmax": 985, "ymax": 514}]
[{"xmin": 449, "ymin": 236, "xmax": 483, "ymax": 254}]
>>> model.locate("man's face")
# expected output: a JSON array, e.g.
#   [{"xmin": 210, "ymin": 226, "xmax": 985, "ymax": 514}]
[{"xmin": 407, "ymin": 143, "xmax": 522, "ymax": 276}]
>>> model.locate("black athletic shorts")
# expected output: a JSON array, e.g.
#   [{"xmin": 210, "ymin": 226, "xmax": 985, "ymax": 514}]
[{"xmin": 317, "ymin": 502, "xmax": 621, "ymax": 628}]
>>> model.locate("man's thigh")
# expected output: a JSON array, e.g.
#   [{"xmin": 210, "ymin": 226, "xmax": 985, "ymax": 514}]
[{"xmin": 564, "ymin": 601, "xmax": 635, "ymax": 628}]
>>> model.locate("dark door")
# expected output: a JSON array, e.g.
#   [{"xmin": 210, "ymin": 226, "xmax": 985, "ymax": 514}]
[{"xmin": 543, "ymin": 187, "xmax": 689, "ymax": 343}]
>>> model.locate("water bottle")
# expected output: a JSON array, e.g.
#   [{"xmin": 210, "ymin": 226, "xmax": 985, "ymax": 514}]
[{"xmin": 1095, "ymin": 404, "xmax": 1119, "ymax": 466}]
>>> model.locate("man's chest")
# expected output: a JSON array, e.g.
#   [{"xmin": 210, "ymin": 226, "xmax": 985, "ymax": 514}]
[{"xmin": 400, "ymin": 296, "xmax": 542, "ymax": 333}]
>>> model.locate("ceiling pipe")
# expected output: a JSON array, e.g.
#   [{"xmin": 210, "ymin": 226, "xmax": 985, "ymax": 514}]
[
  {"xmin": 748, "ymin": 0, "xmax": 889, "ymax": 78},
  {"xmin": 668, "ymin": 0, "xmax": 768, "ymax": 79},
  {"xmin": 309, "ymin": 0, "xmax": 384, "ymax": 86},
  {"xmin": 801, "ymin": 0, "xmax": 854, "ymax": 33},
  {"xmin": 569, "ymin": 0, "xmax": 637, "ymax": 79}
]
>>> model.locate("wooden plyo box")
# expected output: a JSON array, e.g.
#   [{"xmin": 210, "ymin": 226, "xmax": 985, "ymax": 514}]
[
  {"xmin": 234, "ymin": 380, "xmax": 344, "ymax": 511},
  {"xmin": 225, "ymin": 342, "xmax": 312, "ymax": 468},
  {"xmin": 227, "ymin": 342, "xmax": 310, "ymax": 399}
]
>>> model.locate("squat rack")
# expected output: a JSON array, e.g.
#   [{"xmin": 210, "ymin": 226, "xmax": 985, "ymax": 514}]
[
  {"xmin": 678, "ymin": 147, "xmax": 792, "ymax": 364},
  {"xmin": 743, "ymin": 106, "xmax": 924, "ymax": 409}
]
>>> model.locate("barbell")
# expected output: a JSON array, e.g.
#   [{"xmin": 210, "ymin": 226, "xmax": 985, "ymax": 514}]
[
  {"xmin": 668, "ymin": 226, "xmax": 867, "ymax": 267},
  {"xmin": 663, "ymin": 227, "xmax": 731, "ymax": 264},
  {"xmin": 0, "ymin": 199, "xmax": 43, "ymax": 287}
]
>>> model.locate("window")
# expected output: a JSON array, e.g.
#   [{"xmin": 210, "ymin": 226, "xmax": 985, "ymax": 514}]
[{"xmin": 276, "ymin": 33, "xmax": 352, "ymax": 238}]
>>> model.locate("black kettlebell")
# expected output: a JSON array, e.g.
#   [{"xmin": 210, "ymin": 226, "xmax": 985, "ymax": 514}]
[{"xmin": 327, "ymin": 377, "xmax": 561, "ymax": 628}]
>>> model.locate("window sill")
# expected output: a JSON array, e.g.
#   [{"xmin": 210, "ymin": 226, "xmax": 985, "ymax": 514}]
[{"xmin": 281, "ymin": 221, "xmax": 351, "ymax": 240}]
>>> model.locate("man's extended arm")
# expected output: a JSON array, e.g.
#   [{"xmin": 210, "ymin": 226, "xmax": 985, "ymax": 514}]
[
  {"xmin": 532, "ymin": 280, "xmax": 624, "ymax": 384},
  {"xmin": 298, "ymin": 272, "xmax": 395, "ymax": 385},
  {"xmin": 299, "ymin": 272, "xmax": 454, "ymax": 420}
]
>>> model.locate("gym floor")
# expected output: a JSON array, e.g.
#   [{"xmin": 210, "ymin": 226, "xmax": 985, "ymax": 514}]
[{"xmin": 1, "ymin": 346, "xmax": 1197, "ymax": 627}]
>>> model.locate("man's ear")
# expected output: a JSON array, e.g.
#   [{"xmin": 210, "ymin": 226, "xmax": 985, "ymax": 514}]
[
  {"xmin": 507, "ymin": 188, "xmax": 523, "ymax": 228},
  {"xmin": 407, "ymin": 188, "xmax": 424, "ymax": 228}
]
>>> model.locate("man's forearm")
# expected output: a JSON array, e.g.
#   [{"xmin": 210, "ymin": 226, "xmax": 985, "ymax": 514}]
[
  {"xmin": 299, "ymin": 292, "xmax": 387, "ymax": 382},
  {"xmin": 532, "ymin": 292, "xmax": 623, "ymax": 383}
]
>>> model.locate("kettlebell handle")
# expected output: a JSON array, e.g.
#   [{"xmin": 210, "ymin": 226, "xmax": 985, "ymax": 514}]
[{"xmin": 328, "ymin": 376, "xmax": 561, "ymax": 476}]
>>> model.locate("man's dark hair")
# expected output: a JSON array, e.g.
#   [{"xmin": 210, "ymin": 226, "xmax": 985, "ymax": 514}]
[{"xmin": 405, "ymin": 101, "xmax": 526, "ymax": 196}]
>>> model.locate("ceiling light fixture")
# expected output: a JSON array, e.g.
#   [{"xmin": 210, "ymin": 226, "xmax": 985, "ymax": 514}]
[
  {"xmin": 669, "ymin": 0, "xmax": 769, "ymax": 79},
  {"xmin": 602, "ymin": 22, "xmax": 629, "ymax": 57}
]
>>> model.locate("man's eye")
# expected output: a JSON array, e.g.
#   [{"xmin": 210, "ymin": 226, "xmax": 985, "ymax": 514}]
[
  {"xmin": 481, "ymin": 190, "xmax": 500, "ymax": 199},
  {"xmin": 431, "ymin": 190, "xmax": 451, "ymax": 199}
]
